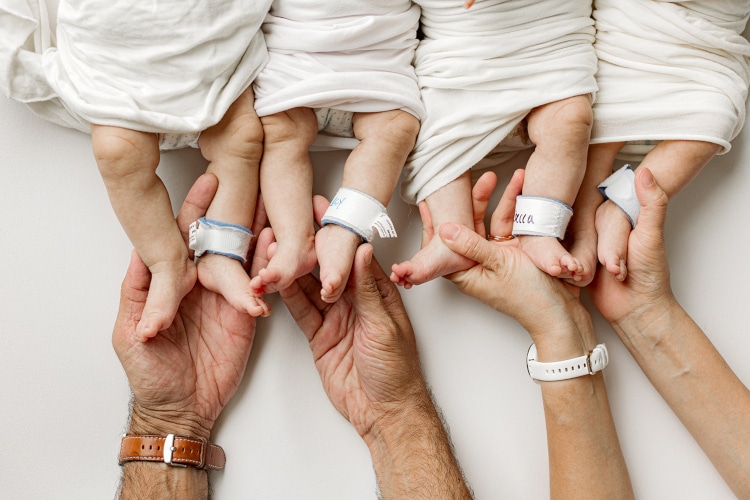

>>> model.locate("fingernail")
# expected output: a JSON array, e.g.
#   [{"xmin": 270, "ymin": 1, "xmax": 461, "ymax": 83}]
[
  {"xmin": 441, "ymin": 223, "xmax": 460, "ymax": 241},
  {"xmin": 365, "ymin": 245, "xmax": 373, "ymax": 265},
  {"xmin": 641, "ymin": 168, "xmax": 655, "ymax": 187}
]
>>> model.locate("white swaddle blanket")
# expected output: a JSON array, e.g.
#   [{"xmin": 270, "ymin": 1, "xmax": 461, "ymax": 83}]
[
  {"xmin": 1, "ymin": 0, "xmax": 271, "ymax": 138},
  {"xmin": 591, "ymin": 0, "xmax": 750, "ymax": 158},
  {"xmin": 401, "ymin": 0, "xmax": 598, "ymax": 204},
  {"xmin": 253, "ymin": 0, "xmax": 424, "ymax": 121}
]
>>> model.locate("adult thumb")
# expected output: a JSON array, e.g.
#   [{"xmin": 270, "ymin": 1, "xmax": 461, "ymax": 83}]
[
  {"xmin": 439, "ymin": 222, "xmax": 495, "ymax": 267},
  {"xmin": 634, "ymin": 168, "xmax": 669, "ymax": 237},
  {"xmin": 348, "ymin": 244, "xmax": 390, "ymax": 319}
]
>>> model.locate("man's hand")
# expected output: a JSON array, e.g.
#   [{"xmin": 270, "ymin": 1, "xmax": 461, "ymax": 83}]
[
  {"xmin": 276, "ymin": 195, "xmax": 472, "ymax": 498},
  {"xmin": 279, "ymin": 217, "xmax": 425, "ymax": 438},
  {"xmin": 113, "ymin": 173, "xmax": 263, "ymax": 440}
]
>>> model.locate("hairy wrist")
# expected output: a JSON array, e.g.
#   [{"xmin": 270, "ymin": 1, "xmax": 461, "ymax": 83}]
[
  {"xmin": 364, "ymin": 387, "xmax": 471, "ymax": 499},
  {"xmin": 364, "ymin": 383, "xmax": 436, "ymax": 449},
  {"xmin": 119, "ymin": 463, "xmax": 208, "ymax": 500},
  {"xmin": 129, "ymin": 401, "xmax": 213, "ymax": 441}
]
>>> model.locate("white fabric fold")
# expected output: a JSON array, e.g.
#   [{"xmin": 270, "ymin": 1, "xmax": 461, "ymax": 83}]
[
  {"xmin": 401, "ymin": 0, "xmax": 597, "ymax": 204},
  {"xmin": 1, "ymin": 0, "xmax": 271, "ymax": 137},
  {"xmin": 253, "ymin": 0, "xmax": 424, "ymax": 121},
  {"xmin": 591, "ymin": 0, "xmax": 750, "ymax": 158}
]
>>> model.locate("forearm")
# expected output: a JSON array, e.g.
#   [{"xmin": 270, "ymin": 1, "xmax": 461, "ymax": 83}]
[
  {"xmin": 365, "ymin": 389, "xmax": 472, "ymax": 499},
  {"xmin": 613, "ymin": 301, "xmax": 750, "ymax": 496},
  {"xmin": 542, "ymin": 375, "xmax": 632, "ymax": 499},
  {"xmin": 532, "ymin": 302, "xmax": 633, "ymax": 499}
]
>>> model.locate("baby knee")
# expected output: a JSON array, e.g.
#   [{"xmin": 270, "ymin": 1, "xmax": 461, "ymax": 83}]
[
  {"xmin": 362, "ymin": 110, "xmax": 420, "ymax": 151},
  {"xmin": 261, "ymin": 109, "xmax": 318, "ymax": 147},
  {"xmin": 227, "ymin": 118, "xmax": 264, "ymax": 160},
  {"xmin": 390, "ymin": 111, "xmax": 421, "ymax": 145},
  {"xmin": 555, "ymin": 96, "xmax": 594, "ymax": 131},
  {"xmin": 92, "ymin": 127, "xmax": 158, "ymax": 179}
]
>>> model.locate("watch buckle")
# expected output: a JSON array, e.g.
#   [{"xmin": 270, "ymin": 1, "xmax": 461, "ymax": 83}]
[
  {"xmin": 163, "ymin": 434, "xmax": 188, "ymax": 468},
  {"xmin": 586, "ymin": 349, "xmax": 594, "ymax": 375}
]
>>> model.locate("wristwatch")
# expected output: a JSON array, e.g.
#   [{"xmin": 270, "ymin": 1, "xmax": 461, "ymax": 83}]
[
  {"xmin": 526, "ymin": 343, "xmax": 609, "ymax": 382},
  {"xmin": 118, "ymin": 434, "xmax": 226, "ymax": 471}
]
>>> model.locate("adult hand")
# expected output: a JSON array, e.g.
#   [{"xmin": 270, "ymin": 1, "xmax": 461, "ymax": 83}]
[
  {"xmin": 587, "ymin": 168, "xmax": 677, "ymax": 324},
  {"xmin": 587, "ymin": 170, "xmax": 750, "ymax": 499},
  {"xmin": 113, "ymin": 173, "xmax": 268, "ymax": 440},
  {"xmin": 279, "ymin": 195, "xmax": 425, "ymax": 438},
  {"xmin": 437, "ymin": 169, "xmax": 589, "ymax": 344},
  {"xmin": 277, "ymin": 195, "xmax": 472, "ymax": 498},
  {"xmin": 436, "ymin": 170, "xmax": 633, "ymax": 499}
]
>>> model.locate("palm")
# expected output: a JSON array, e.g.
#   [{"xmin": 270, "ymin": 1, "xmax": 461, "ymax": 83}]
[
  {"xmin": 280, "ymin": 239, "xmax": 423, "ymax": 438},
  {"xmin": 310, "ymin": 296, "xmax": 414, "ymax": 436},
  {"xmin": 588, "ymin": 222, "xmax": 671, "ymax": 323},
  {"xmin": 114, "ymin": 255, "xmax": 256, "ymax": 432}
]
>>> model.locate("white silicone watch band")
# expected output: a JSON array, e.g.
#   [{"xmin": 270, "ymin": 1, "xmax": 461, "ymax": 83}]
[
  {"xmin": 512, "ymin": 195, "xmax": 573, "ymax": 239},
  {"xmin": 526, "ymin": 343, "xmax": 609, "ymax": 382}
]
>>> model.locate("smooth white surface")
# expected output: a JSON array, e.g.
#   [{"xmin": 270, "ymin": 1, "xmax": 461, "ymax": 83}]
[{"xmin": 1, "ymin": 92, "xmax": 749, "ymax": 499}]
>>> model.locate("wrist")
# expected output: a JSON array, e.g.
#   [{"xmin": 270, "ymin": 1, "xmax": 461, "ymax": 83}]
[
  {"xmin": 364, "ymin": 386, "xmax": 438, "ymax": 451},
  {"xmin": 525, "ymin": 297, "xmax": 597, "ymax": 362},
  {"xmin": 129, "ymin": 402, "xmax": 213, "ymax": 441},
  {"xmin": 119, "ymin": 462, "xmax": 208, "ymax": 500},
  {"xmin": 364, "ymin": 388, "xmax": 470, "ymax": 498},
  {"xmin": 611, "ymin": 292, "xmax": 681, "ymax": 344}
]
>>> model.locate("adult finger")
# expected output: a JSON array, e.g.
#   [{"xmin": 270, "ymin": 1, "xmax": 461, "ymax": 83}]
[
  {"xmin": 472, "ymin": 171, "xmax": 497, "ymax": 235},
  {"xmin": 367, "ymin": 250, "xmax": 412, "ymax": 331},
  {"xmin": 489, "ymin": 169, "xmax": 524, "ymax": 237},
  {"xmin": 120, "ymin": 251, "xmax": 151, "ymax": 303},
  {"xmin": 439, "ymin": 222, "xmax": 503, "ymax": 270},
  {"xmin": 633, "ymin": 168, "xmax": 669, "ymax": 241},
  {"xmin": 177, "ymin": 173, "xmax": 219, "ymax": 244},
  {"xmin": 348, "ymin": 244, "xmax": 396, "ymax": 327},
  {"xmin": 312, "ymin": 194, "xmax": 329, "ymax": 227},
  {"xmin": 249, "ymin": 226, "xmax": 275, "ymax": 277},
  {"xmin": 250, "ymin": 193, "xmax": 268, "ymax": 237},
  {"xmin": 280, "ymin": 279, "xmax": 324, "ymax": 342}
]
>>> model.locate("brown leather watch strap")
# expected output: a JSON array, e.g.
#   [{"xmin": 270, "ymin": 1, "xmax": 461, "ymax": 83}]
[{"xmin": 119, "ymin": 434, "xmax": 226, "ymax": 471}]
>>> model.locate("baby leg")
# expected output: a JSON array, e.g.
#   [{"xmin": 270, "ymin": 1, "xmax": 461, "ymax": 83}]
[
  {"xmin": 596, "ymin": 139, "xmax": 721, "ymax": 280},
  {"xmin": 92, "ymin": 125, "xmax": 195, "ymax": 339},
  {"xmin": 566, "ymin": 142, "xmax": 625, "ymax": 285},
  {"xmin": 250, "ymin": 107, "xmax": 319, "ymax": 296},
  {"xmin": 520, "ymin": 95, "xmax": 593, "ymax": 280},
  {"xmin": 197, "ymin": 88, "xmax": 269, "ymax": 316},
  {"xmin": 318, "ymin": 109, "xmax": 419, "ymax": 302},
  {"xmin": 390, "ymin": 170, "xmax": 475, "ymax": 288}
]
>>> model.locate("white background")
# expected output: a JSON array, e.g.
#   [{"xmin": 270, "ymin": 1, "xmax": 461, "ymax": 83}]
[{"xmin": 1, "ymin": 90, "xmax": 749, "ymax": 499}]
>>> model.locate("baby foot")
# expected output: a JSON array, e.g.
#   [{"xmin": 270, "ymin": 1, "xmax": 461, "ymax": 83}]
[
  {"xmin": 596, "ymin": 200, "xmax": 633, "ymax": 281},
  {"xmin": 316, "ymin": 224, "xmax": 361, "ymax": 303},
  {"xmin": 198, "ymin": 253, "xmax": 270, "ymax": 317},
  {"xmin": 518, "ymin": 235, "xmax": 583, "ymax": 281},
  {"xmin": 563, "ymin": 226, "xmax": 598, "ymax": 287},
  {"xmin": 138, "ymin": 258, "xmax": 197, "ymax": 340},
  {"xmin": 390, "ymin": 233, "xmax": 474, "ymax": 289},
  {"xmin": 250, "ymin": 235, "xmax": 316, "ymax": 296}
]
